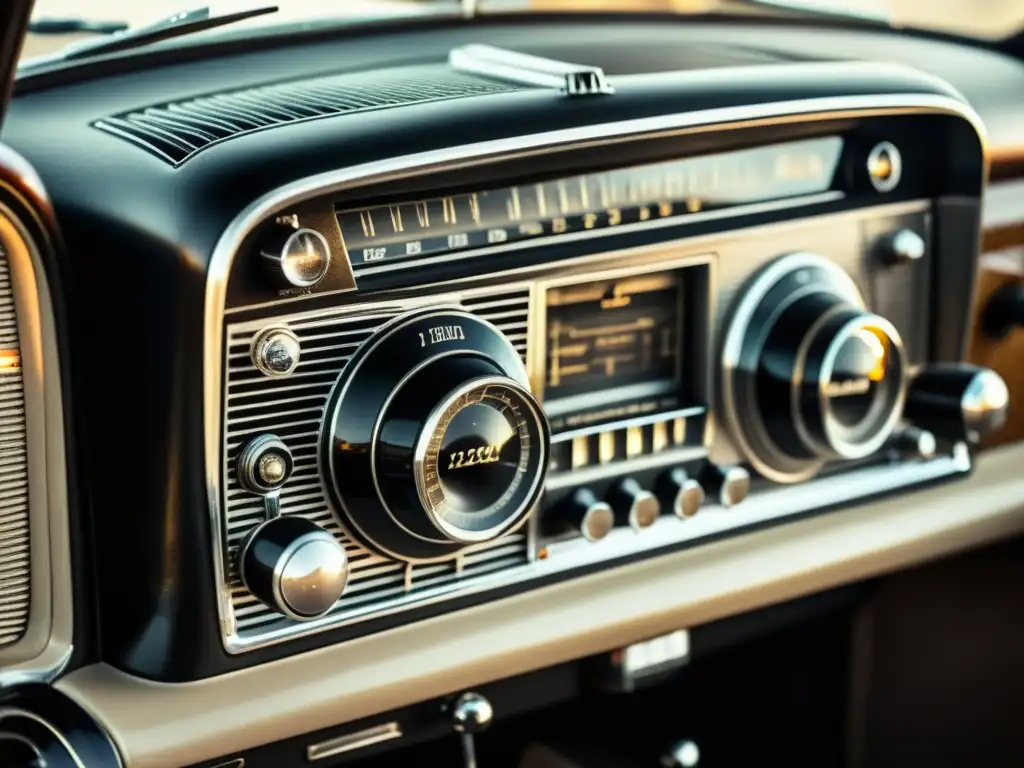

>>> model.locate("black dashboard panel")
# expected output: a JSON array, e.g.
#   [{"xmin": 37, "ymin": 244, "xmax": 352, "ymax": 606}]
[{"xmin": 0, "ymin": 14, "xmax": 1013, "ymax": 688}]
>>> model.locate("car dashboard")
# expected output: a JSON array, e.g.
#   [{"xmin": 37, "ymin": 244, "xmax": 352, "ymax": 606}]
[{"xmin": 0, "ymin": 10, "xmax": 1023, "ymax": 768}]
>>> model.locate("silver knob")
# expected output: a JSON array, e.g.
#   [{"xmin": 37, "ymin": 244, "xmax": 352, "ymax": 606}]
[
  {"xmin": 607, "ymin": 478, "xmax": 660, "ymax": 532},
  {"xmin": 662, "ymin": 740, "xmax": 701, "ymax": 768},
  {"xmin": 700, "ymin": 464, "xmax": 750, "ymax": 507},
  {"xmin": 657, "ymin": 468, "xmax": 705, "ymax": 519},
  {"xmin": 893, "ymin": 427, "xmax": 937, "ymax": 460},
  {"xmin": 450, "ymin": 692, "xmax": 493, "ymax": 768},
  {"xmin": 237, "ymin": 434, "xmax": 293, "ymax": 519},
  {"xmin": 561, "ymin": 488, "xmax": 614, "ymax": 542},
  {"xmin": 239, "ymin": 516, "xmax": 349, "ymax": 621},
  {"xmin": 878, "ymin": 229, "xmax": 925, "ymax": 265},
  {"xmin": 251, "ymin": 326, "xmax": 301, "ymax": 377}
]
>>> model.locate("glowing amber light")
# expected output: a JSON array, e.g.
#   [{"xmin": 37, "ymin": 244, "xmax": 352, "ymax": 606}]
[
  {"xmin": 859, "ymin": 328, "xmax": 888, "ymax": 382},
  {"xmin": 0, "ymin": 349, "xmax": 20, "ymax": 373},
  {"xmin": 868, "ymin": 152, "xmax": 893, "ymax": 183}
]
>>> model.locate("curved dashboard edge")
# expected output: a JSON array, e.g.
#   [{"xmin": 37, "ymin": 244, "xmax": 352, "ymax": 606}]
[{"xmin": 57, "ymin": 441, "xmax": 1024, "ymax": 768}]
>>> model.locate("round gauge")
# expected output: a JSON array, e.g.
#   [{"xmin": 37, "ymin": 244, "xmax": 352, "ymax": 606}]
[
  {"xmin": 722, "ymin": 253, "xmax": 908, "ymax": 483},
  {"xmin": 415, "ymin": 378, "xmax": 542, "ymax": 543},
  {"xmin": 321, "ymin": 308, "xmax": 550, "ymax": 562}
]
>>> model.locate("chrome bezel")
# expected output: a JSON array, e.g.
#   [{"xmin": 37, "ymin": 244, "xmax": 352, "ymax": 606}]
[
  {"xmin": 412, "ymin": 375, "xmax": 549, "ymax": 544},
  {"xmin": 867, "ymin": 141, "xmax": 903, "ymax": 193}
]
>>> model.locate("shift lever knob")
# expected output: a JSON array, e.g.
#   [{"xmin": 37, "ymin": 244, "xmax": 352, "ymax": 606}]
[{"xmin": 450, "ymin": 692, "xmax": 493, "ymax": 768}]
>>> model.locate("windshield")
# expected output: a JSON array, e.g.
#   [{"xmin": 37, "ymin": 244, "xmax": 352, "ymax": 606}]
[{"xmin": 20, "ymin": 0, "xmax": 1024, "ymax": 62}]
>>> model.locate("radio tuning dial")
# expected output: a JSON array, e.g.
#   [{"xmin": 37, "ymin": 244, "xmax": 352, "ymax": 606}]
[
  {"xmin": 260, "ymin": 223, "xmax": 332, "ymax": 289},
  {"xmin": 323, "ymin": 308, "xmax": 550, "ymax": 562},
  {"xmin": 657, "ymin": 468, "xmax": 705, "ymax": 518},
  {"xmin": 722, "ymin": 253, "xmax": 908, "ymax": 483}
]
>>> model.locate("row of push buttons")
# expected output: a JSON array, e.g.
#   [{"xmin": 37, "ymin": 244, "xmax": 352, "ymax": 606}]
[
  {"xmin": 549, "ymin": 416, "xmax": 695, "ymax": 473},
  {"xmin": 557, "ymin": 462, "xmax": 751, "ymax": 543}
]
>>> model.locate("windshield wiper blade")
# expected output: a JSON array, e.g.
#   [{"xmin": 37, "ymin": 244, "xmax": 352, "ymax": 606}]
[{"xmin": 57, "ymin": 4, "xmax": 279, "ymax": 61}]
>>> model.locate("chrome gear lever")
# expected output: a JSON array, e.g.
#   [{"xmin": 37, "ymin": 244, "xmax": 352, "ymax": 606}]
[{"xmin": 450, "ymin": 691, "xmax": 493, "ymax": 768}]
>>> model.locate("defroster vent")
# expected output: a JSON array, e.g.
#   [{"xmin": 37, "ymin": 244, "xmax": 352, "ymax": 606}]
[
  {"xmin": 95, "ymin": 64, "xmax": 517, "ymax": 166},
  {"xmin": 222, "ymin": 289, "xmax": 532, "ymax": 644},
  {"xmin": 0, "ymin": 245, "xmax": 30, "ymax": 649}
]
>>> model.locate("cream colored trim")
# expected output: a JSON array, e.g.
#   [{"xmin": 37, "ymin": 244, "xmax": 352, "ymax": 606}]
[
  {"xmin": 0, "ymin": 204, "xmax": 74, "ymax": 681},
  {"xmin": 57, "ymin": 443, "xmax": 1024, "ymax": 768}
]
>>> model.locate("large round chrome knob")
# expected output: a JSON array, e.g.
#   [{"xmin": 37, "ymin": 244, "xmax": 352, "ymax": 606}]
[
  {"xmin": 239, "ymin": 516, "xmax": 349, "ymax": 621},
  {"xmin": 722, "ymin": 253, "xmax": 908, "ymax": 482},
  {"xmin": 323, "ymin": 308, "xmax": 550, "ymax": 561}
]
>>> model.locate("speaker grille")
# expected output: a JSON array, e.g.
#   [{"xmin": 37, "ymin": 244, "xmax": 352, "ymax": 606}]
[
  {"xmin": 222, "ymin": 288, "xmax": 532, "ymax": 644},
  {"xmin": 0, "ymin": 244, "xmax": 30, "ymax": 649}
]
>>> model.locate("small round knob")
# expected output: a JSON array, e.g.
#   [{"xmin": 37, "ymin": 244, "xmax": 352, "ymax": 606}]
[
  {"xmin": 260, "ymin": 224, "xmax": 331, "ymax": 288},
  {"xmin": 877, "ymin": 229, "xmax": 925, "ymax": 265},
  {"xmin": 251, "ymin": 326, "xmax": 301, "ymax": 377},
  {"xmin": 607, "ymin": 477, "xmax": 660, "ymax": 531},
  {"xmin": 982, "ymin": 282, "xmax": 1024, "ymax": 340},
  {"xmin": 892, "ymin": 427, "xmax": 937, "ymax": 460},
  {"xmin": 661, "ymin": 740, "xmax": 701, "ymax": 768},
  {"xmin": 656, "ymin": 468, "xmax": 705, "ymax": 518},
  {"xmin": 239, "ymin": 516, "xmax": 349, "ymax": 621},
  {"xmin": 700, "ymin": 464, "xmax": 750, "ymax": 507},
  {"xmin": 450, "ymin": 692, "xmax": 493, "ymax": 735},
  {"xmin": 559, "ymin": 487, "xmax": 614, "ymax": 542},
  {"xmin": 904, "ymin": 364, "xmax": 1009, "ymax": 443},
  {"xmin": 237, "ymin": 434, "xmax": 293, "ymax": 495}
]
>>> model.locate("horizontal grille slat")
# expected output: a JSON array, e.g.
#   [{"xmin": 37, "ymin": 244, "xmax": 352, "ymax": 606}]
[
  {"xmin": 223, "ymin": 289, "xmax": 533, "ymax": 642},
  {"xmin": 0, "ymin": 243, "xmax": 29, "ymax": 650},
  {"xmin": 96, "ymin": 66, "xmax": 518, "ymax": 166}
]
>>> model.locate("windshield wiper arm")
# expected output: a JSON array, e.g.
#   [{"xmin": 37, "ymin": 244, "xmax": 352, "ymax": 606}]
[
  {"xmin": 57, "ymin": 5, "xmax": 279, "ymax": 61},
  {"xmin": 29, "ymin": 18, "xmax": 129, "ymax": 35}
]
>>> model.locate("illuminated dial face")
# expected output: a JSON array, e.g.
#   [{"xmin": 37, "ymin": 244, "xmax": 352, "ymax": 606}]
[{"xmin": 417, "ymin": 382, "xmax": 539, "ymax": 538}]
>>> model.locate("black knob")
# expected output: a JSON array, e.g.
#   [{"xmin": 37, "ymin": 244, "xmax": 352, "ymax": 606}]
[
  {"xmin": 607, "ymin": 478, "xmax": 660, "ymax": 531},
  {"xmin": 700, "ymin": 464, "xmax": 750, "ymax": 507},
  {"xmin": 558, "ymin": 487, "xmax": 614, "ymax": 542},
  {"xmin": 324, "ymin": 308, "xmax": 550, "ymax": 561},
  {"xmin": 722, "ymin": 254, "xmax": 907, "ymax": 483},
  {"xmin": 758, "ymin": 294, "xmax": 905, "ymax": 461},
  {"xmin": 982, "ymin": 282, "xmax": 1024, "ymax": 340},
  {"xmin": 239, "ymin": 516, "xmax": 349, "ymax": 621},
  {"xmin": 656, "ymin": 468, "xmax": 705, "ymax": 518},
  {"xmin": 259, "ymin": 224, "xmax": 332, "ymax": 288},
  {"xmin": 904, "ymin": 364, "xmax": 1009, "ymax": 443}
]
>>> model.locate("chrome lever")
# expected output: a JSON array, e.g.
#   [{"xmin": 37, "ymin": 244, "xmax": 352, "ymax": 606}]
[{"xmin": 450, "ymin": 692, "xmax": 493, "ymax": 768}]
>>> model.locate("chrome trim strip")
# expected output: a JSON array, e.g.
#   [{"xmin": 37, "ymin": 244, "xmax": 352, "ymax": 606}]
[
  {"xmin": 206, "ymin": 90, "xmax": 988, "ymax": 652},
  {"xmin": 307, "ymin": 722, "xmax": 403, "ymax": 761}
]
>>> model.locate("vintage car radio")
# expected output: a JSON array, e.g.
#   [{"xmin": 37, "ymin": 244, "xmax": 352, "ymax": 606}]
[{"xmin": 212, "ymin": 119, "xmax": 1006, "ymax": 654}]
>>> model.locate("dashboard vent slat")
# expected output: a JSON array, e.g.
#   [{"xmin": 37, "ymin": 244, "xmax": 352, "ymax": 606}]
[
  {"xmin": 95, "ymin": 65, "xmax": 518, "ymax": 166},
  {"xmin": 222, "ymin": 288, "xmax": 533, "ymax": 643}
]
